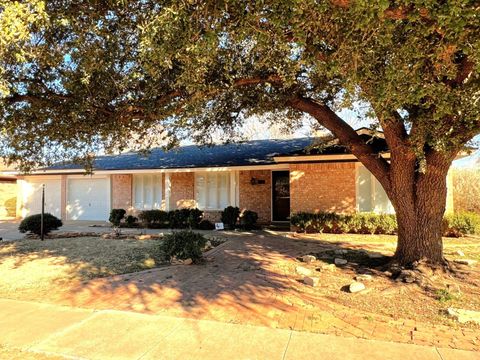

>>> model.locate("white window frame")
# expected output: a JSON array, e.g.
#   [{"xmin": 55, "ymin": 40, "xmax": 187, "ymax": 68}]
[
  {"xmin": 133, "ymin": 174, "xmax": 163, "ymax": 210},
  {"xmin": 194, "ymin": 171, "xmax": 238, "ymax": 211}
]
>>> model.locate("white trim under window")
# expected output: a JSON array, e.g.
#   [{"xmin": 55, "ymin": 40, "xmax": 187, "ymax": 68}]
[
  {"xmin": 356, "ymin": 165, "xmax": 394, "ymax": 214},
  {"xmin": 133, "ymin": 174, "xmax": 163, "ymax": 210},
  {"xmin": 195, "ymin": 171, "xmax": 236, "ymax": 210}
]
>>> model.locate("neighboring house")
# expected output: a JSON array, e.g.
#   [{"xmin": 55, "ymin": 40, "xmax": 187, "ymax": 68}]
[
  {"xmin": 0, "ymin": 160, "xmax": 17, "ymax": 220},
  {"xmin": 3, "ymin": 129, "xmax": 455, "ymax": 223}
]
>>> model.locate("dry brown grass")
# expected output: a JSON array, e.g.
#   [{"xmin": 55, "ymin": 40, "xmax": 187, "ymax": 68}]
[
  {"xmin": 0, "ymin": 237, "xmax": 166, "ymax": 298},
  {"xmin": 453, "ymin": 168, "xmax": 480, "ymax": 213}
]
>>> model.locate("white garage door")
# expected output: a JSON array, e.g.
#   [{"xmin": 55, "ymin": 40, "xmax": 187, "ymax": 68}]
[
  {"xmin": 23, "ymin": 178, "xmax": 62, "ymax": 218},
  {"xmin": 67, "ymin": 177, "xmax": 110, "ymax": 221}
]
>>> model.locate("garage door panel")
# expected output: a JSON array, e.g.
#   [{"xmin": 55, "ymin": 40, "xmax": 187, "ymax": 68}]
[
  {"xmin": 67, "ymin": 178, "xmax": 110, "ymax": 221},
  {"xmin": 23, "ymin": 179, "xmax": 61, "ymax": 218}
]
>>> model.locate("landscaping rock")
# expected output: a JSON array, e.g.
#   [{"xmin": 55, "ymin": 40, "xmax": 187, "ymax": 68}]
[
  {"xmin": 334, "ymin": 258, "xmax": 348, "ymax": 266},
  {"xmin": 302, "ymin": 255, "xmax": 316, "ymax": 263},
  {"xmin": 183, "ymin": 258, "xmax": 193, "ymax": 265},
  {"xmin": 296, "ymin": 266, "xmax": 313, "ymax": 276},
  {"xmin": 303, "ymin": 276, "xmax": 320, "ymax": 287},
  {"xmin": 355, "ymin": 274, "xmax": 373, "ymax": 282},
  {"xmin": 349, "ymin": 282, "xmax": 366, "ymax": 293},
  {"xmin": 334, "ymin": 249, "xmax": 348, "ymax": 255},
  {"xmin": 454, "ymin": 259, "xmax": 478, "ymax": 267},
  {"xmin": 455, "ymin": 250, "xmax": 465, "ymax": 257},
  {"xmin": 367, "ymin": 252, "xmax": 384, "ymax": 259},
  {"xmin": 447, "ymin": 308, "xmax": 480, "ymax": 325},
  {"xmin": 136, "ymin": 234, "xmax": 152, "ymax": 240},
  {"xmin": 320, "ymin": 263, "xmax": 337, "ymax": 272}
]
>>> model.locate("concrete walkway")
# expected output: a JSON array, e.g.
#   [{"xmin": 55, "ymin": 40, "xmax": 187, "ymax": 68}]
[{"xmin": 0, "ymin": 299, "xmax": 477, "ymax": 360}]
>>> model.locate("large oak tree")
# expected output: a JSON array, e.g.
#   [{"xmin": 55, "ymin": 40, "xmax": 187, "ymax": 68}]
[{"xmin": 1, "ymin": 1, "xmax": 479, "ymax": 265}]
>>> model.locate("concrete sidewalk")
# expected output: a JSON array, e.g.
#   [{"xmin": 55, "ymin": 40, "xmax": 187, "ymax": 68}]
[{"xmin": 0, "ymin": 299, "xmax": 477, "ymax": 360}]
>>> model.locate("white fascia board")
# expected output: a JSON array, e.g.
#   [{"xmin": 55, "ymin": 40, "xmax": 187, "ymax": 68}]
[{"xmin": 273, "ymin": 153, "xmax": 391, "ymax": 163}]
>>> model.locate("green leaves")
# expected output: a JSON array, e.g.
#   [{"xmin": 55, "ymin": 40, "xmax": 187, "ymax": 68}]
[{"xmin": 0, "ymin": 1, "xmax": 479, "ymax": 170}]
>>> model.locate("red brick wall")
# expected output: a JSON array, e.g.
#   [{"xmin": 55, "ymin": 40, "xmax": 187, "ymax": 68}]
[
  {"xmin": 111, "ymin": 174, "xmax": 132, "ymax": 211},
  {"xmin": 239, "ymin": 170, "xmax": 272, "ymax": 224},
  {"xmin": 170, "ymin": 172, "xmax": 195, "ymax": 209},
  {"xmin": 290, "ymin": 162, "xmax": 356, "ymax": 214}
]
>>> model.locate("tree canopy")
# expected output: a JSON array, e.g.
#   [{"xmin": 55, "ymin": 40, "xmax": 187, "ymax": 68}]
[{"xmin": 1, "ymin": 0, "xmax": 478, "ymax": 171}]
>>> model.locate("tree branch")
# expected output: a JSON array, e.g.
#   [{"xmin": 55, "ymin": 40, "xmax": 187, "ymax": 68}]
[{"xmin": 287, "ymin": 95, "xmax": 391, "ymax": 189}]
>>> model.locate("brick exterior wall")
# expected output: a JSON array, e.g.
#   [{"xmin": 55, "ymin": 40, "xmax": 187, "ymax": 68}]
[
  {"xmin": 290, "ymin": 162, "xmax": 356, "ymax": 214},
  {"xmin": 170, "ymin": 172, "xmax": 195, "ymax": 209},
  {"xmin": 239, "ymin": 170, "xmax": 272, "ymax": 224},
  {"xmin": 111, "ymin": 174, "xmax": 132, "ymax": 211},
  {"xmin": 203, "ymin": 210, "xmax": 222, "ymax": 223}
]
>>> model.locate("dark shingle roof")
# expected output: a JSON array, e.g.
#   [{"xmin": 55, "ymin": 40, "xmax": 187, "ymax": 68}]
[
  {"xmin": 46, "ymin": 134, "xmax": 388, "ymax": 171},
  {"xmin": 47, "ymin": 138, "xmax": 314, "ymax": 171}
]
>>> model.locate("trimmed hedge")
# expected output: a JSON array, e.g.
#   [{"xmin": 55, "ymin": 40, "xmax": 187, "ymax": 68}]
[
  {"xmin": 291, "ymin": 211, "xmax": 480, "ymax": 237},
  {"xmin": 240, "ymin": 210, "xmax": 259, "ymax": 230},
  {"xmin": 138, "ymin": 208, "xmax": 203, "ymax": 229},
  {"xmin": 443, "ymin": 212, "xmax": 480, "ymax": 237},
  {"xmin": 18, "ymin": 213, "xmax": 63, "ymax": 236},
  {"xmin": 109, "ymin": 209, "xmax": 126, "ymax": 226},
  {"xmin": 221, "ymin": 206, "xmax": 240, "ymax": 229},
  {"xmin": 290, "ymin": 212, "xmax": 397, "ymax": 235}
]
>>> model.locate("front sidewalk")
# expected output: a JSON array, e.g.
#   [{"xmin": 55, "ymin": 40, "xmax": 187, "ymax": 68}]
[{"xmin": 0, "ymin": 298, "xmax": 477, "ymax": 360}]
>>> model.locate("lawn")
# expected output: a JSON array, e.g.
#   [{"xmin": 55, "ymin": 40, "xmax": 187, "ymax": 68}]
[
  {"xmin": 0, "ymin": 231, "xmax": 478, "ymax": 351},
  {"xmin": 0, "ymin": 236, "xmax": 166, "ymax": 300}
]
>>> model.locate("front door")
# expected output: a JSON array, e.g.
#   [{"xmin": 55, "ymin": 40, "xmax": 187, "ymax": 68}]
[{"xmin": 272, "ymin": 171, "xmax": 290, "ymax": 222}]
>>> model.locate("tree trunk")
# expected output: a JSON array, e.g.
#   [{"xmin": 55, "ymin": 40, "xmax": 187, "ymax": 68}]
[{"xmin": 389, "ymin": 153, "xmax": 452, "ymax": 266}]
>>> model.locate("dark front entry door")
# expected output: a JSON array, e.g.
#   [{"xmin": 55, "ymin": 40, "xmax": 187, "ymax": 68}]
[{"xmin": 272, "ymin": 171, "xmax": 290, "ymax": 222}]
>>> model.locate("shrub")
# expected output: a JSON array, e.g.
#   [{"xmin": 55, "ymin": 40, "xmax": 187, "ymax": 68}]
[
  {"xmin": 197, "ymin": 219, "xmax": 215, "ymax": 230},
  {"xmin": 169, "ymin": 208, "xmax": 203, "ymax": 229},
  {"xmin": 221, "ymin": 206, "xmax": 240, "ymax": 229},
  {"xmin": 160, "ymin": 230, "xmax": 207, "ymax": 262},
  {"xmin": 138, "ymin": 208, "xmax": 204, "ymax": 229},
  {"xmin": 290, "ymin": 212, "xmax": 397, "ymax": 235},
  {"xmin": 240, "ymin": 210, "xmax": 258, "ymax": 230},
  {"xmin": 19, "ymin": 213, "xmax": 63, "ymax": 236},
  {"xmin": 109, "ymin": 209, "xmax": 126, "ymax": 226},
  {"xmin": 443, "ymin": 212, "xmax": 480, "ymax": 237},
  {"xmin": 138, "ymin": 210, "xmax": 170, "ymax": 228},
  {"xmin": 124, "ymin": 215, "xmax": 138, "ymax": 227}
]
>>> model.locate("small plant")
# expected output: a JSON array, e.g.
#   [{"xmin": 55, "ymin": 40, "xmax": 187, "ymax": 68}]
[
  {"xmin": 239, "ymin": 210, "xmax": 258, "ymax": 230},
  {"xmin": 160, "ymin": 230, "xmax": 207, "ymax": 262},
  {"xmin": 435, "ymin": 289, "xmax": 456, "ymax": 303},
  {"xmin": 221, "ymin": 206, "xmax": 240, "ymax": 229},
  {"xmin": 18, "ymin": 213, "xmax": 63, "ymax": 236},
  {"xmin": 197, "ymin": 219, "xmax": 215, "ymax": 230},
  {"xmin": 109, "ymin": 209, "xmax": 126, "ymax": 226}
]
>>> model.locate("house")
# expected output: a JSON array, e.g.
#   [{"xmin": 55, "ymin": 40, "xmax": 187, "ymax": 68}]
[
  {"xmin": 4, "ymin": 129, "xmax": 455, "ymax": 223},
  {"xmin": 0, "ymin": 160, "xmax": 17, "ymax": 220}
]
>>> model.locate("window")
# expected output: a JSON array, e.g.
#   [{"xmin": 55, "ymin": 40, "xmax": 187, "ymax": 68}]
[
  {"xmin": 195, "ymin": 172, "xmax": 233, "ymax": 210},
  {"xmin": 133, "ymin": 174, "xmax": 162, "ymax": 209},
  {"xmin": 356, "ymin": 166, "xmax": 394, "ymax": 214}
]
